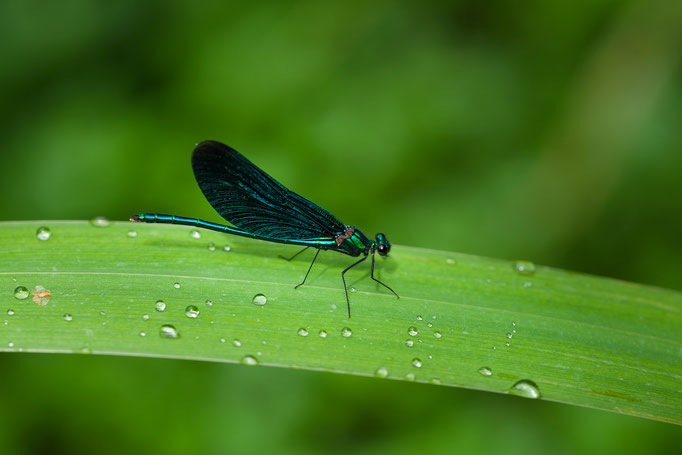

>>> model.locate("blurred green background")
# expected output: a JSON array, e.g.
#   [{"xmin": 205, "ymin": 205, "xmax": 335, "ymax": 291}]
[{"xmin": 1, "ymin": 0, "xmax": 680, "ymax": 453}]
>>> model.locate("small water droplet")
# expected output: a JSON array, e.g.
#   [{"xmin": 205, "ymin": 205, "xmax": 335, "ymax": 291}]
[
  {"xmin": 505, "ymin": 342, "xmax": 510, "ymax": 347},
  {"xmin": 506, "ymin": 332, "xmax": 513, "ymax": 339},
  {"xmin": 14, "ymin": 286, "xmax": 29, "ymax": 299},
  {"xmin": 99, "ymin": 311, "xmax": 106, "ymax": 316},
  {"xmin": 512, "ymin": 329, "xmax": 516, "ymax": 334},
  {"xmin": 297, "ymin": 328, "xmax": 309, "ymax": 337},
  {"xmin": 522, "ymin": 281, "xmax": 533, "ymax": 288},
  {"xmin": 190, "ymin": 229, "xmax": 201, "ymax": 239},
  {"xmin": 512, "ymin": 321, "xmax": 516, "ymax": 327},
  {"xmin": 127, "ymin": 230, "xmax": 138, "ymax": 238},
  {"xmin": 318, "ymin": 330, "xmax": 328, "ymax": 338},
  {"xmin": 159, "ymin": 324, "xmax": 179, "ymax": 339},
  {"xmin": 140, "ymin": 331, "xmax": 146, "ymax": 337},
  {"xmin": 509, "ymin": 380, "xmax": 541, "ymax": 399},
  {"xmin": 173, "ymin": 282, "xmax": 181, "ymax": 289},
  {"xmin": 252, "ymin": 294, "xmax": 267, "ymax": 306},
  {"xmin": 513, "ymin": 260, "xmax": 536, "ymax": 276},
  {"xmin": 142, "ymin": 314, "xmax": 149, "ymax": 321},
  {"xmin": 223, "ymin": 245, "xmax": 231, "ymax": 252},
  {"xmin": 430, "ymin": 378, "xmax": 441, "ymax": 385},
  {"xmin": 64, "ymin": 314, "xmax": 72, "ymax": 321},
  {"xmin": 350, "ymin": 287, "xmax": 357, "ymax": 293},
  {"xmin": 220, "ymin": 338, "xmax": 226, "ymax": 343},
  {"xmin": 492, "ymin": 346, "xmax": 496, "ymax": 350},
  {"xmin": 416, "ymin": 315, "xmax": 423, "ymax": 321},
  {"xmin": 207, "ymin": 242, "xmax": 216, "ymax": 251},
  {"xmin": 405, "ymin": 339, "xmax": 414, "ymax": 347},
  {"xmin": 408, "ymin": 326, "xmax": 418, "ymax": 336},
  {"xmin": 404, "ymin": 373, "xmax": 416, "ymax": 382},
  {"xmin": 155, "ymin": 300, "xmax": 166, "ymax": 312},
  {"xmin": 445, "ymin": 258, "xmax": 455, "ymax": 265},
  {"xmin": 241, "ymin": 355, "xmax": 258, "ymax": 365},
  {"xmin": 205, "ymin": 299, "xmax": 213, "ymax": 307},
  {"xmin": 7, "ymin": 309, "xmax": 15, "ymax": 316},
  {"xmin": 31, "ymin": 285, "xmax": 52, "ymax": 306},
  {"xmin": 8, "ymin": 342, "xmax": 14, "ymax": 348},
  {"xmin": 427, "ymin": 322, "xmax": 433, "ymax": 328},
  {"xmin": 36, "ymin": 226, "xmax": 51, "ymax": 241},
  {"xmin": 341, "ymin": 327, "xmax": 352, "ymax": 338},
  {"xmin": 412, "ymin": 358, "xmax": 423, "ymax": 368},
  {"xmin": 233, "ymin": 339, "xmax": 242, "ymax": 347},
  {"xmin": 478, "ymin": 367, "xmax": 493, "ymax": 376},
  {"xmin": 89, "ymin": 216, "xmax": 110, "ymax": 227},
  {"xmin": 374, "ymin": 367, "xmax": 388, "ymax": 378},
  {"xmin": 433, "ymin": 331, "xmax": 442, "ymax": 339},
  {"xmin": 185, "ymin": 305, "xmax": 200, "ymax": 318}
]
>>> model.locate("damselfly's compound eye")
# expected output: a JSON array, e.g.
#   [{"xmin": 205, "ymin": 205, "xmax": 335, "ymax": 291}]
[{"xmin": 375, "ymin": 233, "xmax": 391, "ymax": 256}]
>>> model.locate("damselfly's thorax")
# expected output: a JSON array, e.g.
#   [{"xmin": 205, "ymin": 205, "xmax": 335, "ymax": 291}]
[{"xmin": 334, "ymin": 226, "xmax": 391, "ymax": 257}]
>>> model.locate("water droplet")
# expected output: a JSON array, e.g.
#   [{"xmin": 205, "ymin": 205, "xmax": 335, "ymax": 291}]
[
  {"xmin": 207, "ymin": 242, "xmax": 216, "ymax": 251},
  {"xmin": 31, "ymin": 285, "xmax": 52, "ymax": 306},
  {"xmin": 512, "ymin": 322, "xmax": 516, "ymax": 327},
  {"xmin": 512, "ymin": 329, "xmax": 516, "ymax": 334},
  {"xmin": 14, "ymin": 286, "xmax": 29, "ymax": 299},
  {"xmin": 341, "ymin": 327, "xmax": 352, "ymax": 338},
  {"xmin": 233, "ymin": 339, "xmax": 242, "ymax": 347},
  {"xmin": 430, "ymin": 378, "xmax": 441, "ymax": 385},
  {"xmin": 190, "ymin": 229, "xmax": 201, "ymax": 239},
  {"xmin": 7, "ymin": 309, "xmax": 15, "ymax": 316},
  {"xmin": 127, "ymin": 230, "xmax": 138, "ymax": 238},
  {"xmin": 36, "ymin": 226, "xmax": 51, "ymax": 241},
  {"xmin": 64, "ymin": 314, "xmax": 72, "ymax": 321},
  {"xmin": 506, "ymin": 332, "xmax": 513, "ymax": 339},
  {"xmin": 252, "ymin": 294, "xmax": 267, "ymax": 306},
  {"xmin": 513, "ymin": 260, "xmax": 536, "ymax": 276},
  {"xmin": 412, "ymin": 358, "xmax": 423, "ymax": 368},
  {"xmin": 509, "ymin": 380, "xmax": 541, "ymax": 399},
  {"xmin": 8, "ymin": 342, "xmax": 14, "ymax": 348},
  {"xmin": 173, "ymin": 282, "xmax": 181, "ymax": 289},
  {"xmin": 416, "ymin": 315, "xmax": 423, "ymax": 321},
  {"xmin": 89, "ymin": 216, "xmax": 111, "ymax": 227},
  {"xmin": 318, "ymin": 330, "xmax": 328, "ymax": 338},
  {"xmin": 433, "ymin": 331, "xmax": 442, "ymax": 339},
  {"xmin": 427, "ymin": 322, "xmax": 433, "ymax": 328},
  {"xmin": 155, "ymin": 300, "xmax": 166, "ymax": 312},
  {"xmin": 374, "ymin": 367, "xmax": 388, "ymax": 378},
  {"xmin": 405, "ymin": 339, "xmax": 414, "ymax": 347},
  {"xmin": 99, "ymin": 311, "xmax": 106, "ymax": 316},
  {"xmin": 297, "ymin": 328, "xmax": 309, "ymax": 337},
  {"xmin": 350, "ymin": 287, "xmax": 357, "ymax": 293},
  {"xmin": 241, "ymin": 355, "xmax": 258, "ymax": 365},
  {"xmin": 223, "ymin": 245, "xmax": 231, "ymax": 252},
  {"xmin": 142, "ymin": 314, "xmax": 149, "ymax": 321},
  {"xmin": 404, "ymin": 373, "xmax": 416, "ymax": 382},
  {"xmin": 185, "ymin": 305, "xmax": 200, "ymax": 318},
  {"xmin": 478, "ymin": 367, "xmax": 493, "ymax": 377},
  {"xmin": 445, "ymin": 258, "xmax": 456, "ymax": 265},
  {"xmin": 220, "ymin": 338, "xmax": 226, "ymax": 343},
  {"xmin": 159, "ymin": 324, "xmax": 179, "ymax": 339},
  {"xmin": 408, "ymin": 326, "xmax": 418, "ymax": 336},
  {"xmin": 522, "ymin": 281, "xmax": 533, "ymax": 288},
  {"xmin": 505, "ymin": 342, "xmax": 510, "ymax": 347},
  {"xmin": 205, "ymin": 299, "xmax": 213, "ymax": 307}
]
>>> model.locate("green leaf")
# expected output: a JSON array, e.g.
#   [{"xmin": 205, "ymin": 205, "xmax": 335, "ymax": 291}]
[{"xmin": 1, "ymin": 221, "xmax": 680, "ymax": 424}]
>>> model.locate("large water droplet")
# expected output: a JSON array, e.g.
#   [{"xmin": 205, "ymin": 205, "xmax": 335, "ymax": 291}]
[
  {"xmin": 241, "ymin": 355, "xmax": 258, "ymax": 365},
  {"xmin": 416, "ymin": 315, "xmax": 423, "ymax": 321},
  {"xmin": 374, "ymin": 367, "xmax": 388, "ymax": 378},
  {"xmin": 252, "ymin": 294, "xmax": 267, "ymax": 306},
  {"xmin": 427, "ymin": 322, "xmax": 433, "ymax": 328},
  {"xmin": 185, "ymin": 305, "xmax": 200, "ymax": 318},
  {"xmin": 155, "ymin": 300, "xmax": 166, "ymax": 312},
  {"xmin": 408, "ymin": 326, "xmax": 418, "ymax": 336},
  {"xmin": 7, "ymin": 309, "xmax": 15, "ymax": 316},
  {"xmin": 173, "ymin": 282, "xmax": 181, "ymax": 289},
  {"xmin": 433, "ymin": 331, "xmax": 442, "ymax": 339},
  {"xmin": 189, "ymin": 229, "xmax": 201, "ymax": 239},
  {"xmin": 341, "ymin": 327, "xmax": 352, "ymax": 338},
  {"xmin": 159, "ymin": 324, "xmax": 179, "ymax": 339},
  {"xmin": 223, "ymin": 245, "xmax": 231, "ymax": 252},
  {"xmin": 513, "ymin": 260, "xmax": 536, "ymax": 276},
  {"xmin": 14, "ymin": 286, "xmax": 29, "ymax": 299},
  {"xmin": 36, "ymin": 226, "xmax": 51, "ymax": 241},
  {"xmin": 478, "ymin": 367, "xmax": 493, "ymax": 377},
  {"xmin": 89, "ymin": 216, "xmax": 111, "ymax": 227},
  {"xmin": 31, "ymin": 285, "xmax": 51, "ymax": 306},
  {"xmin": 412, "ymin": 358, "xmax": 423, "ymax": 368},
  {"xmin": 297, "ymin": 328, "xmax": 309, "ymax": 337},
  {"xmin": 318, "ymin": 330, "xmax": 328, "ymax": 338},
  {"xmin": 509, "ymin": 380, "xmax": 541, "ymax": 399},
  {"xmin": 63, "ymin": 313, "xmax": 72, "ymax": 321}
]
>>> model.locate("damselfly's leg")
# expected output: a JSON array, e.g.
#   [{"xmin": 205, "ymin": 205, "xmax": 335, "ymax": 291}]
[
  {"xmin": 370, "ymin": 251, "xmax": 399, "ymax": 299},
  {"xmin": 341, "ymin": 255, "xmax": 368, "ymax": 318},
  {"xmin": 295, "ymin": 249, "xmax": 321, "ymax": 289},
  {"xmin": 279, "ymin": 246, "xmax": 309, "ymax": 261}
]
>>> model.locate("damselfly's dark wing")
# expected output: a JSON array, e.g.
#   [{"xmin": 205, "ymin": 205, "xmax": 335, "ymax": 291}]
[{"xmin": 191, "ymin": 141, "xmax": 347, "ymax": 240}]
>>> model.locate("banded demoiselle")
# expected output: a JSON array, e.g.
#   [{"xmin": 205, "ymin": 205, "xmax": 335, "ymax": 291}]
[{"xmin": 131, "ymin": 141, "xmax": 398, "ymax": 317}]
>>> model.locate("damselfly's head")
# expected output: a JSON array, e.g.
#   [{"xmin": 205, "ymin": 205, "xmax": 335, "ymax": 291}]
[{"xmin": 374, "ymin": 233, "xmax": 391, "ymax": 256}]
